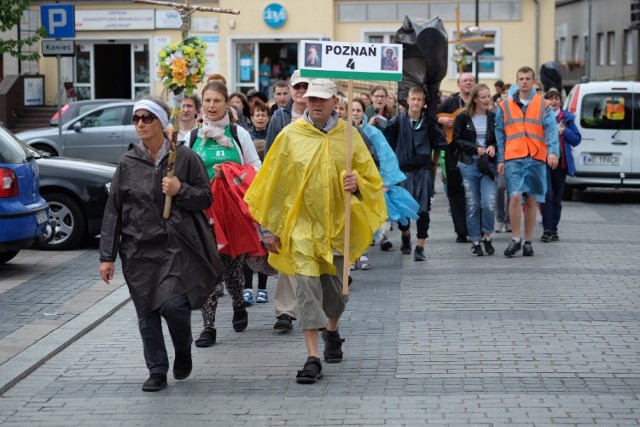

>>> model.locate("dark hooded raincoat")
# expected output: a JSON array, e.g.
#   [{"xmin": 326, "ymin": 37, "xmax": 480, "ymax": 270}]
[{"xmin": 99, "ymin": 142, "xmax": 222, "ymax": 317}]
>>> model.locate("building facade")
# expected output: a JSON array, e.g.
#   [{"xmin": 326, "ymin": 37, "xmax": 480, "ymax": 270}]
[
  {"xmin": 4, "ymin": 0, "xmax": 555, "ymax": 106},
  {"xmin": 555, "ymin": 0, "xmax": 640, "ymax": 90}
]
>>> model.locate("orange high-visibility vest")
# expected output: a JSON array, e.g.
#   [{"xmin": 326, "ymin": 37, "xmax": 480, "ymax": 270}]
[
  {"xmin": 500, "ymin": 93, "xmax": 548, "ymax": 162},
  {"xmin": 605, "ymin": 97, "xmax": 625, "ymax": 120}
]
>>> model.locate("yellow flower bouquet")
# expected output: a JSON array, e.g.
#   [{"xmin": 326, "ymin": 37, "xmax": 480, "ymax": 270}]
[{"xmin": 157, "ymin": 37, "xmax": 207, "ymax": 96}]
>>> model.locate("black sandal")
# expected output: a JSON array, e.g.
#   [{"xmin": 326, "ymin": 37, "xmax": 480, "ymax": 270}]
[
  {"xmin": 232, "ymin": 307, "xmax": 248, "ymax": 332},
  {"xmin": 195, "ymin": 327, "xmax": 216, "ymax": 347},
  {"xmin": 322, "ymin": 329, "xmax": 345, "ymax": 363},
  {"xmin": 296, "ymin": 357, "xmax": 323, "ymax": 384}
]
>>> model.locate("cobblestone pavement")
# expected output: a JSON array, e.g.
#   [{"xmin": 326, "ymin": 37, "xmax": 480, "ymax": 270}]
[{"xmin": 0, "ymin": 190, "xmax": 639, "ymax": 426}]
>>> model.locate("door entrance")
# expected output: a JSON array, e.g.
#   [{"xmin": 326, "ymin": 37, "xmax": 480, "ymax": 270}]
[
  {"xmin": 94, "ymin": 44, "xmax": 131, "ymax": 99},
  {"xmin": 233, "ymin": 40, "xmax": 298, "ymax": 95}
]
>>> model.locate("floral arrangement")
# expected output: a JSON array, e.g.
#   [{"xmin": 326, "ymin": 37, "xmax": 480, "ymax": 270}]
[
  {"xmin": 452, "ymin": 43, "xmax": 469, "ymax": 68},
  {"xmin": 157, "ymin": 37, "xmax": 207, "ymax": 96}
]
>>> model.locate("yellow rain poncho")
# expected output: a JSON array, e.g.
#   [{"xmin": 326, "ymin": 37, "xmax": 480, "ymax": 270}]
[{"xmin": 245, "ymin": 118, "xmax": 387, "ymax": 277}]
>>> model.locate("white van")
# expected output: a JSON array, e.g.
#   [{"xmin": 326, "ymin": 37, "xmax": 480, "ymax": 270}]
[{"xmin": 564, "ymin": 81, "xmax": 639, "ymax": 197}]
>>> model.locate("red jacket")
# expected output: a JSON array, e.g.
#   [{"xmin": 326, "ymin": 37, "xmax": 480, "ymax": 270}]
[{"xmin": 207, "ymin": 162, "xmax": 266, "ymax": 257}]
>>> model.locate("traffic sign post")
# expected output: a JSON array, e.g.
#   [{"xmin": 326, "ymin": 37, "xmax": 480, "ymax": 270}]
[
  {"xmin": 299, "ymin": 40, "xmax": 402, "ymax": 295},
  {"xmin": 40, "ymin": 4, "xmax": 75, "ymax": 143},
  {"xmin": 40, "ymin": 5, "xmax": 75, "ymax": 39}
]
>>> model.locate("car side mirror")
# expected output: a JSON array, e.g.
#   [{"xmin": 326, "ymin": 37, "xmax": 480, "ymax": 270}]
[{"xmin": 72, "ymin": 122, "xmax": 82, "ymax": 132}]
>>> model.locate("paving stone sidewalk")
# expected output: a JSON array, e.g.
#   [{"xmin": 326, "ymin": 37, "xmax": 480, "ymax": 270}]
[{"xmin": 0, "ymin": 191, "xmax": 638, "ymax": 426}]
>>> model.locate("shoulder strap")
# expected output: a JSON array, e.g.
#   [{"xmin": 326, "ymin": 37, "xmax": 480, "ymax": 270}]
[
  {"xmin": 188, "ymin": 129, "xmax": 198, "ymax": 148},
  {"xmin": 230, "ymin": 123, "xmax": 244, "ymax": 156}
]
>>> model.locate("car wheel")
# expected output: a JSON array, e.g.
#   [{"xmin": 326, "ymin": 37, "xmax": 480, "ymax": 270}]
[
  {"xmin": 32, "ymin": 144, "xmax": 58, "ymax": 157},
  {"xmin": 0, "ymin": 251, "xmax": 19, "ymax": 264},
  {"xmin": 38, "ymin": 193, "xmax": 86, "ymax": 250}
]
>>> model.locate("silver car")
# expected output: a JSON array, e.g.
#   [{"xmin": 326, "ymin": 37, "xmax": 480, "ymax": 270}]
[
  {"xmin": 17, "ymin": 101, "xmax": 138, "ymax": 164},
  {"xmin": 50, "ymin": 98, "xmax": 128, "ymax": 126}
]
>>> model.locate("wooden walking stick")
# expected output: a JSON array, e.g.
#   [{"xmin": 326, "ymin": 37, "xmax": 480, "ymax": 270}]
[
  {"xmin": 134, "ymin": 0, "xmax": 240, "ymax": 219},
  {"xmin": 342, "ymin": 80, "xmax": 354, "ymax": 296},
  {"xmin": 162, "ymin": 126, "xmax": 178, "ymax": 219}
]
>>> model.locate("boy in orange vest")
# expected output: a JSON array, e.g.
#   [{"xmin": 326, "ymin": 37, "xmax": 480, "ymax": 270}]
[{"xmin": 495, "ymin": 66, "xmax": 559, "ymax": 257}]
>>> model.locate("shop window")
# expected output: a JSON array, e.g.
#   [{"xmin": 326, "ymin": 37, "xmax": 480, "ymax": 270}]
[
  {"xmin": 489, "ymin": 2, "xmax": 521, "ymax": 20},
  {"xmin": 338, "ymin": 4, "xmax": 366, "ymax": 22},
  {"xmin": 338, "ymin": 1, "xmax": 521, "ymax": 23},
  {"xmin": 397, "ymin": 4, "xmax": 429, "ymax": 20},
  {"xmin": 368, "ymin": 4, "xmax": 396, "ymax": 21},
  {"xmin": 75, "ymin": 45, "xmax": 92, "ymax": 100},
  {"xmin": 133, "ymin": 44, "xmax": 150, "ymax": 100}
]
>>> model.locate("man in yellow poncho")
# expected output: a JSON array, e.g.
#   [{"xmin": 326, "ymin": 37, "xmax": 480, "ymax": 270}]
[{"xmin": 245, "ymin": 78, "xmax": 387, "ymax": 384}]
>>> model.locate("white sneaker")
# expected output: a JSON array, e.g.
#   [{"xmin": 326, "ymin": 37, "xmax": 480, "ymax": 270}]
[
  {"xmin": 358, "ymin": 255, "xmax": 370, "ymax": 270},
  {"xmin": 495, "ymin": 221, "xmax": 504, "ymax": 233}
]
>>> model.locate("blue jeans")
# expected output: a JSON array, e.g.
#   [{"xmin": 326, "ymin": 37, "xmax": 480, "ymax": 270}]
[
  {"xmin": 542, "ymin": 165, "xmax": 568, "ymax": 233},
  {"xmin": 459, "ymin": 158, "xmax": 497, "ymax": 242},
  {"xmin": 138, "ymin": 294, "xmax": 193, "ymax": 375}
]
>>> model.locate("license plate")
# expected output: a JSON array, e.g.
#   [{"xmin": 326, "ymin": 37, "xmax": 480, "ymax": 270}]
[
  {"xmin": 36, "ymin": 209, "xmax": 48, "ymax": 225},
  {"xmin": 581, "ymin": 154, "xmax": 620, "ymax": 166}
]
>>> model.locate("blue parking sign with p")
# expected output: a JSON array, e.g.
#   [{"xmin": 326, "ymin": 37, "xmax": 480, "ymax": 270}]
[{"xmin": 41, "ymin": 5, "xmax": 75, "ymax": 39}]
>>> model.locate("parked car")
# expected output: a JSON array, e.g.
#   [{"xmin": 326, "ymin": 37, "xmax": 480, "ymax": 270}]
[
  {"xmin": 50, "ymin": 98, "xmax": 129, "ymax": 126},
  {"xmin": 31, "ymin": 148, "xmax": 115, "ymax": 250},
  {"xmin": 0, "ymin": 125, "xmax": 49, "ymax": 264},
  {"xmin": 17, "ymin": 101, "xmax": 137, "ymax": 163},
  {"xmin": 564, "ymin": 81, "xmax": 640, "ymax": 198}
]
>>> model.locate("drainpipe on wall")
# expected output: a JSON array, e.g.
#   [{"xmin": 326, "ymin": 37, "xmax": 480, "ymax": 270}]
[{"xmin": 533, "ymin": 0, "xmax": 540, "ymax": 72}]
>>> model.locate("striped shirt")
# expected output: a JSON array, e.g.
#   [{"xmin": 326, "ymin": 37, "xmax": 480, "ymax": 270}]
[{"xmin": 471, "ymin": 114, "xmax": 488, "ymax": 148}]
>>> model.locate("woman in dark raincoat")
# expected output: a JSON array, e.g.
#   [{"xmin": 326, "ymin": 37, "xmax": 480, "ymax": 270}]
[{"xmin": 99, "ymin": 96, "xmax": 221, "ymax": 392}]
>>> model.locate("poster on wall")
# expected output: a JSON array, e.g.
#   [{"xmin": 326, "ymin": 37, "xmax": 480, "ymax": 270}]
[
  {"xmin": 24, "ymin": 76, "xmax": 44, "ymax": 106},
  {"xmin": 193, "ymin": 34, "xmax": 220, "ymax": 75}
]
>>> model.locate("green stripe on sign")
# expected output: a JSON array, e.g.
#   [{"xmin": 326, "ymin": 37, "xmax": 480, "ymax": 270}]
[{"xmin": 300, "ymin": 69, "xmax": 402, "ymax": 82}]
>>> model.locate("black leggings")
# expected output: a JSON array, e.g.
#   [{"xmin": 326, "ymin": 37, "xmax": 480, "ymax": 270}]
[{"xmin": 243, "ymin": 264, "xmax": 267, "ymax": 290}]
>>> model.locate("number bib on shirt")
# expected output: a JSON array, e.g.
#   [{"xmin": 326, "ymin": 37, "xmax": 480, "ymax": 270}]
[{"xmin": 193, "ymin": 130, "xmax": 241, "ymax": 181}]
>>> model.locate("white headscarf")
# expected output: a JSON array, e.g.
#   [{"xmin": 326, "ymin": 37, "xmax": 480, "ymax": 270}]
[
  {"xmin": 133, "ymin": 99, "xmax": 170, "ymax": 130},
  {"xmin": 199, "ymin": 112, "xmax": 233, "ymax": 148}
]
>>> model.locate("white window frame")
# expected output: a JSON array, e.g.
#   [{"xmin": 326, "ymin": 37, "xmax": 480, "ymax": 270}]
[
  {"xmin": 624, "ymin": 29, "xmax": 634, "ymax": 65},
  {"xmin": 607, "ymin": 31, "xmax": 616, "ymax": 65},
  {"xmin": 572, "ymin": 35, "xmax": 580, "ymax": 62},
  {"xmin": 597, "ymin": 33, "xmax": 605, "ymax": 66},
  {"xmin": 558, "ymin": 37, "xmax": 567, "ymax": 63},
  {"xmin": 447, "ymin": 26, "xmax": 501, "ymax": 80},
  {"xmin": 361, "ymin": 30, "xmax": 397, "ymax": 44}
]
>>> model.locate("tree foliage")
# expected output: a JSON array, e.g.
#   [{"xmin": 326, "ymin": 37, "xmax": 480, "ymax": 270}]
[{"xmin": 0, "ymin": 0, "xmax": 47, "ymax": 61}]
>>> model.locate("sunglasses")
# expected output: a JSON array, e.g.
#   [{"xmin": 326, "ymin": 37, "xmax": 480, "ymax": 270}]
[
  {"xmin": 292, "ymin": 83, "xmax": 309, "ymax": 90},
  {"xmin": 132, "ymin": 113, "xmax": 157, "ymax": 124}
]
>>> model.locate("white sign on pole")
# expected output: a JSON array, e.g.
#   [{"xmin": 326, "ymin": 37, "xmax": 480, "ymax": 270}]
[
  {"xmin": 42, "ymin": 40, "xmax": 75, "ymax": 56},
  {"xmin": 299, "ymin": 40, "xmax": 402, "ymax": 81}
]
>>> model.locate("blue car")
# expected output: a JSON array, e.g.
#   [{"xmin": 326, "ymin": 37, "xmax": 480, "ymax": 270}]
[{"xmin": 0, "ymin": 125, "xmax": 49, "ymax": 264}]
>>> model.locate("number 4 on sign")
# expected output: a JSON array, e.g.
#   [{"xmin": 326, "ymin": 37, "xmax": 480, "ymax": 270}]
[{"xmin": 346, "ymin": 58, "xmax": 355, "ymax": 69}]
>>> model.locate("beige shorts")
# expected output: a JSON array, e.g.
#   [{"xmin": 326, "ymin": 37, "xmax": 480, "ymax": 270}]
[{"xmin": 294, "ymin": 256, "xmax": 349, "ymax": 330}]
